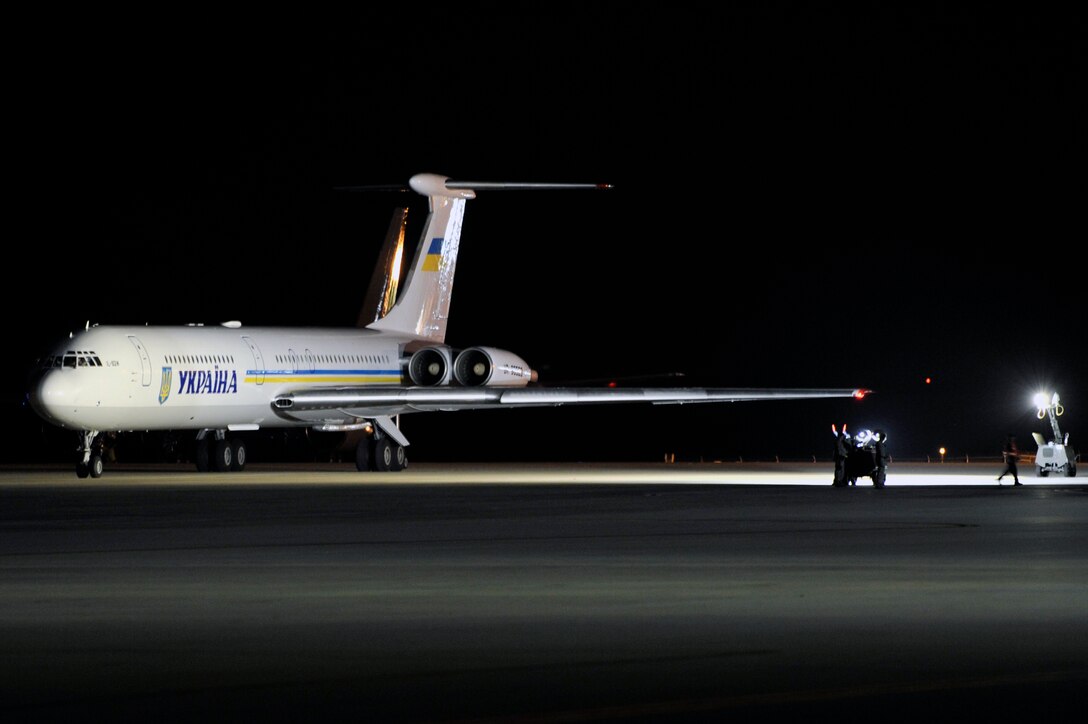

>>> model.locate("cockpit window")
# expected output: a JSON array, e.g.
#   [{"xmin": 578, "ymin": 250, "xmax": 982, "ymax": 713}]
[{"xmin": 49, "ymin": 351, "xmax": 102, "ymax": 369}]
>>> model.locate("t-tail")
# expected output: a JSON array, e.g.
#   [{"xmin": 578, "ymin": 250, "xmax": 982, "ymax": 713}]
[{"xmin": 366, "ymin": 173, "xmax": 610, "ymax": 343}]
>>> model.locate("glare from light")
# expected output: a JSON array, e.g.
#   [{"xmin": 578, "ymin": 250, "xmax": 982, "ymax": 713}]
[
  {"xmin": 1033, "ymin": 392, "xmax": 1049, "ymax": 409},
  {"xmin": 939, "ymin": 447, "xmax": 946, "ymax": 455}
]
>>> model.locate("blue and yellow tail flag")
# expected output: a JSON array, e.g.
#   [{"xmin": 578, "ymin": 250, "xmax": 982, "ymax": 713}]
[{"xmin": 422, "ymin": 237, "xmax": 444, "ymax": 272}]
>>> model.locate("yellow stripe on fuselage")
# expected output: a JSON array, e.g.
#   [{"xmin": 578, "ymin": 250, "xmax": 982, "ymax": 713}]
[{"xmin": 244, "ymin": 376, "xmax": 402, "ymax": 385}]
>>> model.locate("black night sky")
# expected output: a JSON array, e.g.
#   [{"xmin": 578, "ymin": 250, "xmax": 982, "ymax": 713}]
[{"xmin": 6, "ymin": 8, "xmax": 1084, "ymax": 463}]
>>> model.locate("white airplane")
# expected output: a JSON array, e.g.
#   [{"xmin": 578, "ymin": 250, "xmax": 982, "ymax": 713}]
[{"xmin": 29, "ymin": 173, "xmax": 867, "ymax": 477}]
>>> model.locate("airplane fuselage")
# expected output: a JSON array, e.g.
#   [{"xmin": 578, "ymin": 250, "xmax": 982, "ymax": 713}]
[
  {"xmin": 27, "ymin": 173, "xmax": 864, "ymax": 477},
  {"xmin": 31, "ymin": 325, "xmax": 409, "ymax": 432}
]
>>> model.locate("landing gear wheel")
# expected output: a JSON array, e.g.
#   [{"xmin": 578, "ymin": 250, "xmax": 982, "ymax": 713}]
[
  {"xmin": 195, "ymin": 439, "xmax": 211, "ymax": 472},
  {"xmin": 373, "ymin": 438, "xmax": 394, "ymax": 472},
  {"xmin": 390, "ymin": 444, "xmax": 407, "ymax": 472},
  {"xmin": 1038, "ymin": 467, "xmax": 1049, "ymax": 477},
  {"xmin": 74, "ymin": 430, "xmax": 100, "ymax": 478},
  {"xmin": 1066, "ymin": 464, "xmax": 1077, "ymax": 478},
  {"xmin": 230, "ymin": 439, "xmax": 247, "ymax": 472},
  {"xmin": 355, "ymin": 439, "xmax": 370, "ymax": 472},
  {"xmin": 213, "ymin": 439, "xmax": 233, "ymax": 472}
]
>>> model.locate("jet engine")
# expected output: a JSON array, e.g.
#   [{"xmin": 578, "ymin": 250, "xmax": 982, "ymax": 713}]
[
  {"xmin": 453, "ymin": 347, "xmax": 536, "ymax": 387},
  {"xmin": 407, "ymin": 346, "xmax": 454, "ymax": 386}
]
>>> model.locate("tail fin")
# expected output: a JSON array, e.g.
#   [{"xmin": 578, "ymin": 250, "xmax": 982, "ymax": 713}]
[
  {"xmin": 366, "ymin": 174, "xmax": 471, "ymax": 342},
  {"xmin": 357, "ymin": 207, "xmax": 409, "ymax": 327},
  {"xmin": 367, "ymin": 173, "xmax": 610, "ymax": 343}
]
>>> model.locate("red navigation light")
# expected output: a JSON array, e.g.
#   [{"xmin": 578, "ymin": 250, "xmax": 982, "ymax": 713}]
[
  {"xmin": 853, "ymin": 389, "xmax": 868, "ymax": 400},
  {"xmin": 925, "ymin": 377, "xmax": 932, "ymax": 384},
  {"xmin": 608, "ymin": 381, "xmax": 617, "ymax": 388}
]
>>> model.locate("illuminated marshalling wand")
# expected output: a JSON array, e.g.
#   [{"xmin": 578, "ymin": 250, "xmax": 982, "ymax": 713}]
[{"xmin": 1032, "ymin": 392, "xmax": 1078, "ymax": 478}]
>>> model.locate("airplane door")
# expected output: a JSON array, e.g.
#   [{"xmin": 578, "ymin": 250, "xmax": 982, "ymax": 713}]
[
  {"xmin": 128, "ymin": 336, "xmax": 152, "ymax": 386},
  {"xmin": 242, "ymin": 336, "xmax": 264, "ymax": 385}
]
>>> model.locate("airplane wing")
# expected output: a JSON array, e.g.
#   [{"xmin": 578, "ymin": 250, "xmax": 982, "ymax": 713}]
[{"xmin": 273, "ymin": 386, "xmax": 867, "ymax": 425}]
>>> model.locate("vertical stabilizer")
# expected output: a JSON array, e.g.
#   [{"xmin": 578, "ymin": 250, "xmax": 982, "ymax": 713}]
[
  {"xmin": 365, "ymin": 173, "xmax": 608, "ymax": 343},
  {"xmin": 367, "ymin": 175, "xmax": 474, "ymax": 343},
  {"xmin": 357, "ymin": 207, "xmax": 409, "ymax": 327}
]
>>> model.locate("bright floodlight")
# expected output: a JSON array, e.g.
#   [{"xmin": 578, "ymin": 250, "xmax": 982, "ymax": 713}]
[{"xmin": 1034, "ymin": 392, "xmax": 1049, "ymax": 410}]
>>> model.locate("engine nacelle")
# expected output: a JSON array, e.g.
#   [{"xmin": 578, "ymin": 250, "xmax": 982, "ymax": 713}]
[
  {"xmin": 407, "ymin": 346, "xmax": 454, "ymax": 386},
  {"xmin": 453, "ymin": 347, "xmax": 535, "ymax": 387}
]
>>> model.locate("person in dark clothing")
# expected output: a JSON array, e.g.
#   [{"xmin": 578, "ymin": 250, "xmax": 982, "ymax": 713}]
[
  {"xmin": 872, "ymin": 430, "xmax": 888, "ymax": 488},
  {"xmin": 832, "ymin": 424, "xmax": 850, "ymax": 487},
  {"xmin": 997, "ymin": 434, "xmax": 1022, "ymax": 485}
]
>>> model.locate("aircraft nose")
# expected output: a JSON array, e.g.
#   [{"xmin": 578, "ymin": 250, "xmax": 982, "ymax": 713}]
[{"xmin": 29, "ymin": 372, "xmax": 75, "ymax": 423}]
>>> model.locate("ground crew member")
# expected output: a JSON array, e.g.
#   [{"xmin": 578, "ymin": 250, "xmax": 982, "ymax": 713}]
[
  {"xmin": 873, "ymin": 430, "xmax": 888, "ymax": 488},
  {"xmin": 997, "ymin": 434, "xmax": 1021, "ymax": 486},
  {"xmin": 832, "ymin": 424, "xmax": 850, "ymax": 487}
]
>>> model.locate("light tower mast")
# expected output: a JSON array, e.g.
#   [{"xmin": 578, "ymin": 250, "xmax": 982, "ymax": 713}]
[{"xmin": 1032, "ymin": 392, "xmax": 1077, "ymax": 477}]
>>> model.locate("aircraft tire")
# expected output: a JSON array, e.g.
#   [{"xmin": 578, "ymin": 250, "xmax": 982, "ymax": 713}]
[
  {"xmin": 373, "ymin": 438, "xmax": 394, "ymax": 472},
  {"xmin": 1038, "ymin": 467, "xmax": 1049, "ymax": 477},
  {"xmin": 89, "ymin": 454, "xmax": 104, "ymax": 479},
  {"xmin": 391, "ymin": 444, "xmax": 407, "ymax": 472},
  {"xmin": 213, "ymin": 439, "xmax": 233, "ymax": 472},
  {"xmin": 230, "ymin": 439, "xmax": 247, "ymax": 472},
  {"xmin": 355, "ymin": 440, "xmax": 370, "ymax": 472},
  {"xmin": 195, "ymin": 439, "xmax": 211, "ymax": 472},
  {"xmin": 76, "ymin": 461, "xmax": 90, "ymax": 479}
]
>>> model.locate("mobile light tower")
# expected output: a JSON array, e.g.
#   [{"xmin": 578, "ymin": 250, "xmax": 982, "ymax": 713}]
[{"xmin": 1032, "ymin": 392, "xmax": 1077, "ymax": 477}]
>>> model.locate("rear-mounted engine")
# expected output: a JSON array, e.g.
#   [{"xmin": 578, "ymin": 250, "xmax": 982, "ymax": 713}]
[{"xmin": 453, "ymin": 347, "xmax": 535, "ymax": 387}]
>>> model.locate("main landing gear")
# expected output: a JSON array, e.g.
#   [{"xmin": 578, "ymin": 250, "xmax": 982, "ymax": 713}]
[
  {"xmin": 194, "ymin": 430, "xmax": 247, "ymax": 472},
  {"xmin": 355, "ymin": 429, "xmax": 407, "ymax": 472},
  {"xmin": 75, "ymin": 430, "xmax": 104, "ymax": 479}
]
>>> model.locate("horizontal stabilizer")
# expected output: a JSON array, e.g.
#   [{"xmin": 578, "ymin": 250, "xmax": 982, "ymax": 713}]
[
  {"xmin": 366, "ymin": 172, "xmax": 611, "ymax": 343},
  {"xmin": 445, "ymin": 181, "xmax": 612, "ymax": 191}
]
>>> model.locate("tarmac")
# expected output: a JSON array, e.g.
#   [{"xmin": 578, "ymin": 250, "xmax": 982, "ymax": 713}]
[{"xmin": 2, "ymin": 462, "xmax": 1086, "ymax": 722}]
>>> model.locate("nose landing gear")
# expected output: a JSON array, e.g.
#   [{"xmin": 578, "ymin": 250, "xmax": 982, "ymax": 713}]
[{"xmin": 75, "ymin": 430, "xmax": 104, "ymax": 479}]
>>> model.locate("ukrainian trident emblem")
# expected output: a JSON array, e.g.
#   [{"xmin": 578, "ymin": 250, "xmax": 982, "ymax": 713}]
[{"xmin": 158, "ymin": 367, "xmax": 172, "ymax": 405}]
